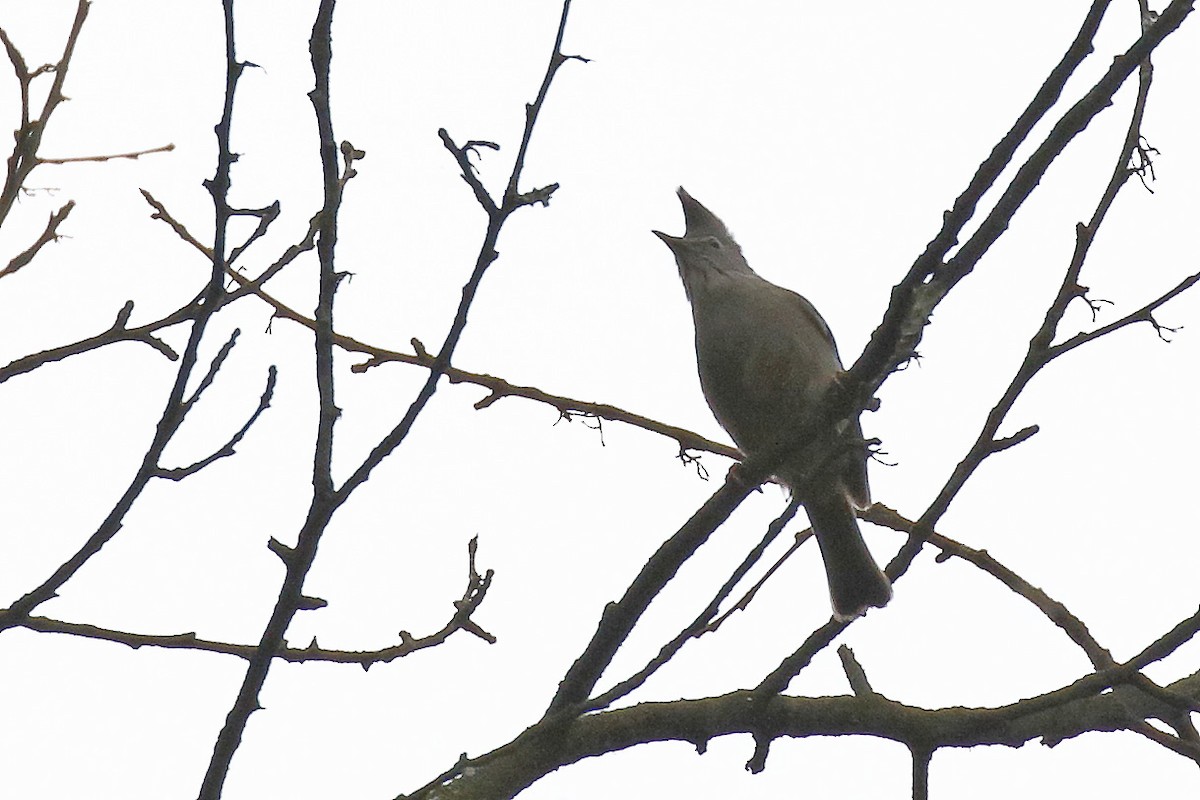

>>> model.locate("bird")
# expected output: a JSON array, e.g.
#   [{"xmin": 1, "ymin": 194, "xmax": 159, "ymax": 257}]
[{"xmin": 653, "ymin": 187, "xmax": 891, "ymax": 621}]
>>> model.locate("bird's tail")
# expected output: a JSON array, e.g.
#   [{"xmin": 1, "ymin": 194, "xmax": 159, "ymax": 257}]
[{"xmin": 805, "ymin": 493, "xmax": 892, "ymax": 621}]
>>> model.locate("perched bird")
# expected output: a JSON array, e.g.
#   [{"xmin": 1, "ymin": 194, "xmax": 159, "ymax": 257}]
[{"xmin": 653, "ymin": 188, "xmax": 891, "ymax": 621}]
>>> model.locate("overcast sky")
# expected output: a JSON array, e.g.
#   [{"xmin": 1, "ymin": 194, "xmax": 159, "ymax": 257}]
[{"xmin": 2, "ymin": 2, "xmax": 1199, "ymax": 798}]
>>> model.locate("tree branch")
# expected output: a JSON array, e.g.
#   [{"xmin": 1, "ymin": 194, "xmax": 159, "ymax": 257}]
[
  {"xmin": 16, "ymin": 536, "xmax": 493, "ymax": 664},
  {"xmin": 399, "ymin": 664, "xmax": 1200, "ymax": 800},
  {"xmin": 0, "ymin": 200, "xmax": 74, "ymax": 278}
]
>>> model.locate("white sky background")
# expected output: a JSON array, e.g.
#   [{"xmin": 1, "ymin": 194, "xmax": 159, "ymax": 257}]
[{"xmin": 1, "ymin": 1, "xmax": 1199, "ymax": 798}]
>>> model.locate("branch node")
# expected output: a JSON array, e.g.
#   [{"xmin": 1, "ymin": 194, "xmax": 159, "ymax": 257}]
[
  {"xmin": 746, "ymin": 733, "xmax": 771, "ymax": 774},
  {"xmin": 411, "ymin": 337, "xmax": 431, "ymax": 361},
  {"xmin": 112, "ymin": 300, "xmax": 135, "ymax": 329},
  {"xmin": 268, "ymin": 536, "xmax": 295, "ymax": 564},
  {"xmin": 990, "ymin": 424, "xmax": 1040, "ymax": 454},
  {"xmin": 297, "ymin": 595, "xmax": 328, "ymax": 611},
  {"xmin": 838, "ymin": 644, "xmax": 877, "ymax": 696}
]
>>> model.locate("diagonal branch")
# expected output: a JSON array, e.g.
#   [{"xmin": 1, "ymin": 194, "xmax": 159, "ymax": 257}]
[
  {"xmin": 197, "ymin": 2, "xmax": 339, "ymax": 794},
  {"xmin": 0, "ymin": 200, "xmax": 74, "ymax": 278},
  {"xmin": 580, "ymin": 499, "xmax": 802, "ymax": 713},
  {"xmin": 848, "ymin": 0, "xmax": 1193, "ymax": 398},
  {"xmin": 867, "ymin": 505, "xmax": 1200, "ymax": 725},
  {"xmin": 155, "ymin": 365, "xmax": 277, "ymax": 480},
  {"xmin": 847, "ymin": 0, "xmax": 1117, "ymax": 391},
  {"xmin": 0, "ymin": 0, "xmax": 89, "ymax": 227},
  {"xmin": 878, "ymin": 4, "xmax": 1200, "ymax": 608},
  {"xmin": 755, "ymin": 0, "xmax": 1198, "ymax": 708},
  {"xmin": 0, "ymin": 299, "xmax": 195, "ymax": 383},
  {"xmin": 333, "ymin": 0, "xmax": 581, "ymax": 505}
]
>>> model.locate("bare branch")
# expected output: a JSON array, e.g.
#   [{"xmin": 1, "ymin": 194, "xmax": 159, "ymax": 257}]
[
  {"xmin": 140, "ymin": 188, "xmax": 214, "ymax": 257},
  {"xmin": 865, "ymin": 504, "xmax": 1200, "ymax": 730},
  {"xmin": 16, "ymin": 536, "xmax": 492, "ymax": 665},
  {"xmin": 226, "ymin": 200, "xmax": 281, "ymax": 265},
  {"xmin": 912, "ymin": 745, "xmax": 933, "ymax": 800},
  {"xmin": 439, "ymin": 127, "xmax": 498, "ymax": 217},
  {"xmin": 38, "ymin": 142, "xmax": 175, "ymax": 164},
  {"xmin": 848, "ymin": 1, "xmax": 1193, "ymax": 425},
  {"xmin": 195, "ymin": 5, "xmax": 376, "ymax": 795},
  {"xmin": 723, "ymin": 6, "xmax": 1200, "ymax": 716},
  {"xmin": 882, "ymin": 0, "xmax": 1196, "ymax": 579},
  {"xmin": 197, "ymin": 0, "xmax": 325, "ymax": 792},
  {"xmin": 0, "ymin": 0, "xmax": 238, "ymax": 676},
  {"xmin": 155, "ymin": 365, "xmax": 277, "ymax": 480},
  {"xmin": 1049, "ymin": 269, "xmax": 1200, "ymax": 356},
  {"xmin": 548, "ymin": 470, "xmax": 759, "ymax": 715},
  {"xmin": 1129, "ymin": 721, "xmax": 1200, "ymax": 763},
  {"xmin": 0, "ymin": 0, "xmax": 90, "ymax": 226},
  {"xmin": 144, "ymin": 182, "xmax": 742, "ymax": 467},
  {"xmin": 398, "ymin": 667, "xmax": 1200, "ymax": 799},
  {"xmin": 583, "ymin": 500, "xmax": 801, "ymax": 712},
  {"xmin": 848, "ymin": 0, "xmax": 1118, "ymax": 391},
  {"xmin": 0, "ymin": 200, "xmax": 74, "ymax": 278},
  {"xmin": 988, "ymin": 424, "xmax": 1039, "ymax": 454},
  {"xmin": 254, "ymin": 271, "xmax": 743, "ymax": 458},
  {"xmin": 182, "ymin": 328, "xmax": 239, "ymax": 408},
  {"xmin": 0, "ymin": 299, "xmax": 190, "ymax": 384},
  {"xmin": 333, "ymin": 0, "xmax": 583, "ymax": 505},
  {"xmin": 838, "ymin": 645, "xmax": 877, "ymax": 697}
]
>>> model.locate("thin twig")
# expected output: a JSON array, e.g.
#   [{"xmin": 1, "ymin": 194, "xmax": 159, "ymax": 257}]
[
  {"xmin": 155, "ymin": 365, "xmax": 277, "ymax": 480},
  {"xmin": 333, "ymin": 0, "xmax": 580, "ymax": 506},
  {"xmin": 0, "ymin": 200, "xmax": 74, "ymax": 278},
  {"xmin": 39, "ymin": 143, "xmax": 175, "ymax": 164},
  {"xmin": 0, "ymin": 0, "xmax": 90, "ymax": 226},
  {"xmin": 17, "ymin": 536, "xmax": 492, "ymax": 664},
  {"xmin": 582, "ymin": 499, "xmax": 801, "ymax": 712}
]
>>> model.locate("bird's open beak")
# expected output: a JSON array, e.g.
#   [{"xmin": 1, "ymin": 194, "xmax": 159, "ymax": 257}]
[
  {"xmin": 652, "ymin": 229, "xmax": 682, "ymax": 249},
  {"xmin": 675, "ymin": 188, "xmax": 724, "ymax": 238}
]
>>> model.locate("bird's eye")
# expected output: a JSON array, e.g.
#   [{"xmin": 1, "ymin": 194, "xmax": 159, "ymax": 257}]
[{"xmin": 706, "ymin": 238, "xmax": 722, "ymax": 250}]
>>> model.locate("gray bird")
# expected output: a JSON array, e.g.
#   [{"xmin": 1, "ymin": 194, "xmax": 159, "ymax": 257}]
[{"xmin": 653, "ymin": 187, "xmax": 891, "ymax": 621}]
